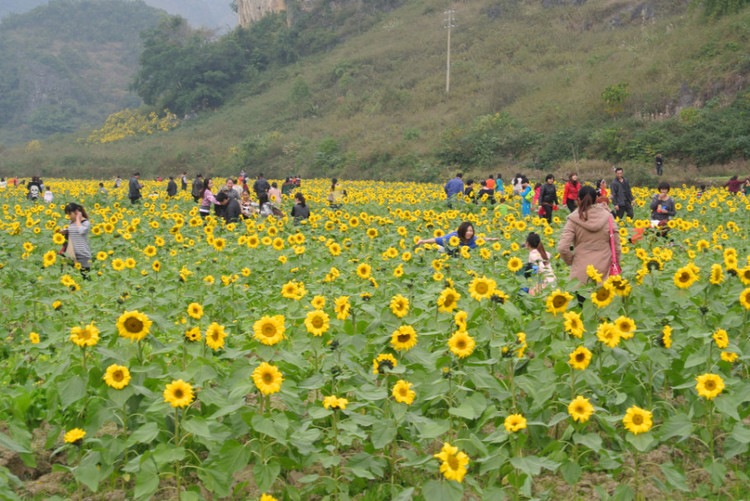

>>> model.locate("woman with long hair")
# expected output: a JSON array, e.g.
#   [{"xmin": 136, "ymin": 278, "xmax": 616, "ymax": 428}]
[
  {"xmin": 558, "ymin": 185, "xmax": 621, "ymax": 284},
  {"xmin": 416, "ymin": 222, "xmax": 499, "ymax": 254},
  {"xmin": 525, "ymin": 231, "xmax": 556, "ymax": 295},
  {"xmin": 199, "ymin": 178, "xmax": 218, "ymax": 219},
  {"xmin": 61, "ymin": 202, "xmax": 92, "ymax": 278}
]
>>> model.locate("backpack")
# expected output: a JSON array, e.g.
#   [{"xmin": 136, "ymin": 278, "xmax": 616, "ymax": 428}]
[
  {"xmin": 29, "ymin": 185, "xmax": 39, "ymax": 199},
  {"xmin": 524, "ymin": 189, "xmax": 534, "ymax": 203}
]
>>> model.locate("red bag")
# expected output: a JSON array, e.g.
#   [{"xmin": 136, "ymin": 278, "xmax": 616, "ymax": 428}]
[
  {"xmin": 537, "ymin": 206, "xmax": 545, "ymax": 216},
  {"xmin": 608, "ymin": 217, "xmax": 621, "ymax": 276}
]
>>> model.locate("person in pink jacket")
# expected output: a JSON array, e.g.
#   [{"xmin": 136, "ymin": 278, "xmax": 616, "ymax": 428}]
[{"xmin": 558, "ymin": 185, "xmax": 622, "ymax": 285}]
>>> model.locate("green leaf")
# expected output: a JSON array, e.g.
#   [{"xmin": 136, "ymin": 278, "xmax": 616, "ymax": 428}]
[
  {"xmin": 510, "ymin": 455, "xmax": 559, "ymax": 476},
  {"xmin": 392, "ymin": 487, "xmax": 415, "ymax": 501},
  {"xmin": 659, "ymin": 413, "xmax": 692, "ymax": 442},
  {"xmin": 560, "ymin": 459, "xmax": 581, "ymax": 485},
  {"xmin": 371, "ymin": 421, "xmax": 397, "ymax": 449},
  {"xmin": 127, "ymin": 422, "xmax": 159, "ymax": 446},
  {"xmin": 626, "ymin": 432, "xmax": 655, "ymax": 452},
  {"xmin": 251, "ymin": 414, "xmax": 288, "ymax": 445},
  {"xmin": 714, "ymin": 393, "xmax": 741, "ymax": 421},
  {"xmin": 729, "ymin": 423, "xmax": 750, "ymax": 444},
  {"xmin": 134, "ymin": 458, "xmax": 159, "ymax": 501},
  {"xmin": 421, "ymin": 479, "xmax": 463, "ymax": 501},
  {"xmin": 253, "ymin": 461, "xmax": 280, "ymax": 493},
  {"xmin": 215, "ymin": 440, "xmax": 252, "ymax": 474},
  {"xmin": 419, "ymin": 419, "xmax": 450, "ymax": 439},
  {"xmin": 684, "ymin": 350, "xmax": 708, "ymax": 368},
  {"xmin": 58, "ymin": 375, "xmax": 87, "ymax": 409},
  {"xmin": 659, "ymin": 462, "xmax": 690, "ymax": 492},
  {"xmin": 0, "ymin": 432, "xmax": 30, "ymax": 454},
  {"xmin": 308, "ymin": 406, "xmax": 332, "ymax": 419},
  {"xmin": 152, "ymin": 444, "xmax": 185, "ymax": 467},
  {"xmin": 573, "ymin": 432, "xmax": 602, "ymax": 451},
  {"xmin": 704, "ymin": 459, "xmax": 727, "ymax": 487}
]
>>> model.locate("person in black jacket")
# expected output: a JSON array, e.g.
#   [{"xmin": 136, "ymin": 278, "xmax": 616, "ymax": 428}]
[
  {"xmin": 611, "ymin": 167, "xmax": 634, "ymax": 220},
  {"xmin": 291, "ymin": 192, "xmax": 310, "ymax": 224},
  {"xmin": 166, "ymin": 176, "xmax": 178, "ymax": 197},
  {"xmin": 191, "ymin": 174, "xmax": 203, "ymax": 202},
  {"xmin": 539, "ymin": 174, "xmax": 559, "ymax": 223},
  {"xmin": 215, "ymin": 191, "xmax": 241, "ymax": 223}
]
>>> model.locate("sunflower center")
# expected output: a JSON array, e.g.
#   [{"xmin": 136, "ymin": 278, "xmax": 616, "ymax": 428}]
[
  {"xmin": 444, "ymin": 296, "xmax": 455, "ymax": 307},
  {"xmin": 553, "ymin": 296, "xmax": 566, "ymax": 308},
  {"xmin": 124, "ymin": 317, "xmax": 144, "ymax": 333},
  {"xmin": 632, "ymin": 414, "xmax": 643, "ymax": 425},
  {"xmin": 575, "ymin": 353, "xmax": 585, "ymax": 362},
  {"xmin": 262, "ymin": 324, "xmax": 276, "ymax": 337},
  {"xmin": 312, "ymin": 317, "xmax": 324, "ymax": 328},
  {"xmin": 596, "ymin": 288, "xmax": 609, "ymax": 300},
  {"xmin": 263, "ymin": 372, "xmax": 274, "ymax": 384},
  {"xmin": 80, "ymin": 329, "xmax": 92, "ymax": 340},
  {"xmin": 113, "ymin": 371, "xmax": 123, "ymax": 382},
  {"xmin": 397, "ymin": 334, "xmax": 411, "ymax": 343},
  {"xmin": 174, "ymin": 389, "xmax": 184, "ymax": 399},
  {"xmin": 447, "ymin": 455, "xmax": 460, "ymax": 470},
  {"xmin": 475, "ymin": 283, "xmax": 488, "ymax": 295},
  {"xmin": 456, "ymin": 340, "xmax": 466, "ymax": 349},
  {"xmin": 705, "ymin": 380, "xmax": 716, "ymax": 391}
]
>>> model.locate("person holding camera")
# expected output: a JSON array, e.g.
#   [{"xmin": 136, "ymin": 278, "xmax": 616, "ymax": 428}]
[{"xmin": 60, "ymin": 203, "xmax": 92, "ymax": 278}]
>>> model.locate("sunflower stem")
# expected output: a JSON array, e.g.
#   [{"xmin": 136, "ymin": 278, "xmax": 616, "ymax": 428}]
[
  {"xmin": 708, "ymin": 400, "xmax": 715, "ymax": 460},
  {"xmin": 647, "ymin": 360, "xmax": 653, "ymax": 409},
  {"xmin": 569, "ymin": 367, "xmax": 576, "ymax": 400},
  {"xmin": 633, "ymin": 449, "xmax": 640, "ymax": 501},
  {"xmin": 174, "ymin": 407, "xmax": 182, "ymax": 497}
]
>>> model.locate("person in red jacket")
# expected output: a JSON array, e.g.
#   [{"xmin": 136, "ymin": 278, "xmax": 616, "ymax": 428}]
[{"xmin": 563, "ymin": 173, "xmax": 581, "ymax": 212}]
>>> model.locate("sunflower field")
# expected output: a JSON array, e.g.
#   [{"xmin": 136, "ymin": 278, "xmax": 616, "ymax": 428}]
[{"xmin": 1, "ymin": 179, "xmax": 749, "ymax": 501}]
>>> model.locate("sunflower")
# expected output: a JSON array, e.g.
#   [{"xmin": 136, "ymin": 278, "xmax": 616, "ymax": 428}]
[
  {"xmin": 252, "ymin": 362, "xmax": 283, "ymax": 395},
  {"xmin": 42, "ymin": 250, "xmax": 56, "ymax": 268},
  {"xmin": 586, "ymin": 265, "xmax": 603, "ymax": 283},
  {"xmin": 53, "ymin": 233, "xmax": 65, "ymax": 245},
  {"xmin": 187, "ymin": 302, "xmax": 203, "ymax": 320},
  {"xmin": 253, "ymin": 315, "xmax": 286, "ymax": 346},
  {"xmin": 434, "ymin": 442, "xmax": 469, "ymax": 483},
  {"xmin": 212, "ymin": 238, "xmax": 227, "ymax": 251},
  {"xmin": 163, "ymin": 379, "xmax": 195, "ymax": 408},
  {"xmin": 607, "ymin": 276, "xmax": 632, "ymax": 297},
  {"xmin": 29, "ymin": 332, "xmax": 40, "ymax": 344},
  {"xmin": 721, "ymin": 351, "xmax": 738, "ymax": 363},
  {"xmin": 373, "ymin": 353, "xmax": 398, "ymax": 374},
  {"xmin": 143, "ymin": 245, "xmax": 157, "ymax": 257},
  {"xmin": 111, "ymin": 258, "xmax": 125, "ymax": 271},
  {"xmin": 304, "ymin": 310, "xmax": 330, "ymax": 337},
  {"xmin": 116, "ymin": 310, "xmax": 152, "ymax": 342},
  {"xmin": 205, "ymin": 322, "xmax": 227, "ymax": 351},
  {"xmin": 569, "ymin": 346, "xmax": 592, "ymax": 370},
  {"xmin": 124, "ymin": 258, "xmax": 136, "ymax": 269},
  {"xmin": 184, "ymin": 327, "xmax": 202, "ymax": 342},
  {"xmin": 437, "ymin": 288, "xmax": 461, "ymax": 313},
  {"xmin": 392, "ymin": 380, "xmax": 416, "ymax": 405},
  {"xmin": 614, "ymin": 316, "xmax": 636, "ymax": 339},
  {"xmin": 568, "ymin": 395, "xmax": 594, "ymax": 423},
  {"xmin": 64, "ymin": 428, "xmax": 86, "ymax": 444},
  {"xmin": 695, "ymin": 373, "xmax": 725, "ymax": 400},
  {"xmin": 334, "ymin": 296, "xmax": 351, "ymax": 320},
  {"xmin": 712, "ymin": 329, "xmax": 729, "ymax": 349},
  {"xmin": 658, "ymin": 325, "xmax": 672, "ymax": 348},
  {"xmin": 52, "ymin": 300, "xmax": 62, "ymax": 310},
  {"xmin": 591, "ymin": 284, "xmax": 615, "ymax": 308},
  {"xmin": 454, "ymin": 310, "xmax": 468, "ymax": 330},
  {"xmin": 391, "ymin": 325, "xmax": 418, "ymax": 351},
  {"xmin": 596, "ymin": 322, "xmax": 620, "ymax": 348},
  {"xmin": 468, "ymin": 275, "xmax": 496, "ymax": 302},
  {"xmin": 545, "ymin": 289, "xmax": 573, "ymax": 316},
  {"xmin": 710, "ymin": 264, "xmax": 724, "ymax": 284},
  {"xmin": 281, "ymin": 280, "xmax": 306, "ymax": 300},
  {"xmin": 507, "ymin": 257, "xmax": 523, "ymax": 273},
  {"xmin": 563, "ymin": 311, "xmax": 585, "ymax": 338},
  {"xmin": 622, "ymin": 406, "xmax": 653, "ymax": 435},
  {"xmin": 504, "ymin": 414, "xmax": 527, "ymax": 433},
  {"xmin": 448, "ymin": 330, "xmax": 475, "ymax": 359},
  {"xmin": 323, "ymin": 395, "xmax": 348, "ymax": 410},
  {"xmin": 260, "ymin": 494, "xmax": 278, "ymax": 501},
  {"xmin": 311, "ymin": 296, "xmax": 326, "ymax": 310},
  {"xmin": 741, "ymin": 288, "xmax": 750, "ymax": 310},
  {"xmin": 103, "ymin": 364, "xmax": 131, "ymax": 390},
  {"xmin": 69, "ymin": 323, "xmax": 100, "ymax": 347},
  {"xmin": 673, "ymin": 266, "xmax": 698, "ymax": 289},
  {"xmin": 390, "ymin": 294, "xmax": 409, "ymax": 318}
]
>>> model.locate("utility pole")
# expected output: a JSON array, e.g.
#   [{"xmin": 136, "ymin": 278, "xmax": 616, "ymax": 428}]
[{"xmin": 444, "ymin": 9, "xmax": 455, "ymax": 93}]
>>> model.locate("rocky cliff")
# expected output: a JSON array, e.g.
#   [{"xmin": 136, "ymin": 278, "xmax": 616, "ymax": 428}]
[{"xmin": 238, "ymin": 0, "xmax": 287, "ymax": 27}]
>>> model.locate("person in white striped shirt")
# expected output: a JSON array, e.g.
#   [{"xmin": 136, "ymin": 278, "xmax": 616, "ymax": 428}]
[{"xmin": 61, "ymin": 203, "xmax": 92, "ymax": 279}]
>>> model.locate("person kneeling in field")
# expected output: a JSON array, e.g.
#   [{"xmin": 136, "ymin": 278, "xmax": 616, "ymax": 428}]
[{"xmin": 415, "ymin": 222, "xmax": 499, "ymax": 256}]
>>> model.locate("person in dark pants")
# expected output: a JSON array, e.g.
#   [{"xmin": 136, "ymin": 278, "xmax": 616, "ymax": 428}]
[
  {"xmin": 539, "ymin": 174, "xmax": 559, "ymax": 224},
  {"xmin": 655, "ymin": 153, "xmax": 663, "ymax": 176},
  {"xmin": 128, "ymin": 172, "xmax": 143, "ymax": 204},
  {"xmin": 180, "ymin": 172, "xmax": 188, "ymax": 191},
  {"xmin": 215, "ymin": 191, "xmax": 241, "ymax": 223},
  {"xmin": 563, "ymin": 173, "xmax": 580, "ymax": 212},
  {"xmin": 611, "ymin": 167, "xmax": 634, "ymax": 220},
  {"xmin": 191, "ymin": 174, "xmax": 203, "ymax": 202},
  {"xmin": 166, "ymin": 176, "xmax": 178, "ymax": 197}
]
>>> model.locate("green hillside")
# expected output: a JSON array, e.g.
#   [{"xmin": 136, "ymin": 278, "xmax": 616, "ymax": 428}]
[
  {"xmin": 0, "ymin": 0, "xmax": 163, "ymax": 145},
  {"xmin": 1, "ymin": 0, "xmax": 749, "ymax": 183}
]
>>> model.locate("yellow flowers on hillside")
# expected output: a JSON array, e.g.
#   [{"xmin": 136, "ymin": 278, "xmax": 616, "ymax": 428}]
[{"xmin": 82, "ymin": 109, "xmax": 178, "ymax": 144}]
